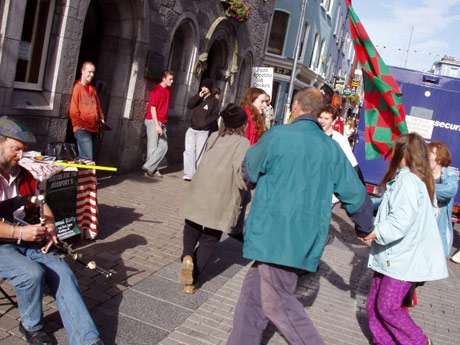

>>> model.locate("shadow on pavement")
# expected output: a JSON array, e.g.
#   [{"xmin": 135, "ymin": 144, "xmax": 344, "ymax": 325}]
[
  {"xmin": 96, "ymin": 165, "xmax": 183, "ymax": 190},
  {"xmin": 198, "ymin": 237, "xmax": 250, "ymax": 289},
  {"xmin": 261, "ymin": 211, "xmax": 373, "ymax": 345},
  {"xmin": 34, "ymin": 234, "xmax": 148, "ymax": 344},
  {"xmin": 330, "ymin": 212, "xmax": 373, "ymax": 344},
  {"xmin": 260, "ymin": 259, "xmax": 350, "ymax": 345},
  {"xmin": 79, "ymin": 234, "xmax": 148, "ymax": 345},
  {"xmin": 97, "ymin": 204, "xmax": 162, "ymax": 240}
]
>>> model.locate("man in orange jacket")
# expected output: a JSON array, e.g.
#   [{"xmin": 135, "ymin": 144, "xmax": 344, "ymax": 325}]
[{"xmin": 69, "ymin": 62, "xmax": 105, "ymax": 161}]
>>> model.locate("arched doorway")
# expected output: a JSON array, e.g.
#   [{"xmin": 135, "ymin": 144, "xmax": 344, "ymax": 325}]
[
  {"xmin": 168, "ymin": 20, "xmax": 198, "ymax": 118},
  {"xmin": 76, "ymin": 0, "xmax": 144, "ymax": 166},
  {"xmin": 202, "ymin": 38, "xmax": 228, "ymax": 108},
  {"xmin": 199, "ymin": 18, "xmax": 239, "ymax": 106},
  {"xmin": 236, "ymin": 53, "xmax": 253, "ymax": 103},
  {"xmin": 66, "ymin": 2, "xmax": 104, "ymax": 144},
  {"xmin": 77, "ymin": 1, "xmax": 103, "ymax": 74}
]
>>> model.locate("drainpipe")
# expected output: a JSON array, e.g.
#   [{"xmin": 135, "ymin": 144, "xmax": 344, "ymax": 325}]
[{"xmin": 283, "ymin": 0, "xmax": 308, "ymax": 124}]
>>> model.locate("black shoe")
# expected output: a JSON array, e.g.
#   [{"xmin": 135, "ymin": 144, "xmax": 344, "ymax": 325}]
[
  {"xmin": 19, "ymin": 322, "xmax": 53, "ymax": 345},
  {"xmin": 228, "ymin": 232, "xmax": 244, "ymax": 242}
]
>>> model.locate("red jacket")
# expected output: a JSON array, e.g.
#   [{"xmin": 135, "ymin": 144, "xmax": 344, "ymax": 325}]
[{"xmin": 17, "ymin": 167, "xmax": 39, "ymax": 218}]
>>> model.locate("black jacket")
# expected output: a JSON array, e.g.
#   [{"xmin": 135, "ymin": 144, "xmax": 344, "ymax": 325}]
[{"xmin": 187, "ymin": 94, "xmax": 219, "ymax": 130}]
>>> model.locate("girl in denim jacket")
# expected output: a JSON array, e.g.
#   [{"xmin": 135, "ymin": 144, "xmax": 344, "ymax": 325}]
[
  {"xmin": 428, "ymin": 141, "xmax": 459, "ymax": 258},
  {"xmin": 363, "ymin": 133, "xmax": 448, "ymax": 345}
]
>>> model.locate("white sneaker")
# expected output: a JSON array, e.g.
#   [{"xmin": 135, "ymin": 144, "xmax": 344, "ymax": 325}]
[
  {"xmin": 451, "ymin": 251, "xmax": 460, "ymax": 264},
  {"xmin": 183, "ymin": 176, "xmax": 191, "ymax": 181}
]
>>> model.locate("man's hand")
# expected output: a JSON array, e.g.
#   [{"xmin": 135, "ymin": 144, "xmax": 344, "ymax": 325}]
[
  {"xmin": 20, "ymin": 224, "xmax": 48, "ymax": 242},
  {"xmin": 45, "ymin": 223, "xmax": 58, "ymax": 243},
  {"xmin": 359, "ymin": 230, "xmax": 377, "ymax": 246},
  {"xmin": 155, "ymin": 124, "xmax": 163, "ymax": 135},
  {"xmin": 41, "ymin": 223, "xmax": 58, "ymax": 253}
]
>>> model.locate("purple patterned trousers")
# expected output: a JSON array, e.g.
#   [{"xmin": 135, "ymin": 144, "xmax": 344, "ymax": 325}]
[{"xmin": 367, "ymin": 273, "xmax": 428, "ymax": 345}]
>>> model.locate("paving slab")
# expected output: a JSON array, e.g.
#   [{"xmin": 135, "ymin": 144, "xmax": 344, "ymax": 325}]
[{"xmin": 0, "ymin": 171, "xmax": 459, "ymax": 345}]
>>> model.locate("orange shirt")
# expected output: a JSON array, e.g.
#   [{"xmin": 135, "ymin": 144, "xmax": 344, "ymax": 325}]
[{"xmin": 69, "ymin": 82, "xmax": 104, "ymax": 132}]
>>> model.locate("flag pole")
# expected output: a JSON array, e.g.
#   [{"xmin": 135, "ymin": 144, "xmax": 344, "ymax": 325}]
[
  {"xmin": 283, "ymin": 0, "xmax": 308, "ymax": 124},
  {"xmin": 403, "ymin": 25, "xmax": 414, "ymax": 68}
]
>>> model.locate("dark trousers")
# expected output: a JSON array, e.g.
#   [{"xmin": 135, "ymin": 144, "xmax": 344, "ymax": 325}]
[
  {"xmin": 182, "ymin": 220, "xmax": 222, "ymax": 283},
  {"xmin": 227, "ymin": 262, "xmax": 325, "ymax": 345}
]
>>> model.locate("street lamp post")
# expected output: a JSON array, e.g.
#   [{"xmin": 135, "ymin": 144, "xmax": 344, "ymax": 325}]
[{"xmin": 283, "ymin": 0, "xmax": 308, "ymax": 124}]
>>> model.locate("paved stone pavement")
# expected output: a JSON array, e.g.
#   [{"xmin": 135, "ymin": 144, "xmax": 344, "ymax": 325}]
[{"xmin": 0, "ymin": 170, "xmax": 459, "ymax": 345}]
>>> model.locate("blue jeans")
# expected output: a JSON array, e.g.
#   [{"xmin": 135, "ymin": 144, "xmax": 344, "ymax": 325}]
[
  {"xmin": 143, "ymin": 120, "xmax": 168, "ymax": 173},
  {"xmin": 75, "ymin": 130, "xmax": 97, "ymax": 161},
  {"xmin": 0, "ymin": 244, "xmax": 101, "ymax": 345}
]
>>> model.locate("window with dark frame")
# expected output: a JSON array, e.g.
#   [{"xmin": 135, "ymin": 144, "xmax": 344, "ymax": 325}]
[
  {"xmin": 298, "ymin": 23, "xmax": 309, "ymax": 61},
  {"xmin": 267, "ymin": 11, "xmax": 289, "ymax": 56},
  {"xmin": 14, "ymin": 0, "xmax": 54, "ymax": 88}
]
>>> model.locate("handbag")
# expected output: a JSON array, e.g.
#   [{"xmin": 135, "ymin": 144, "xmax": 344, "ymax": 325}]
[{"xmin": 44, "ymin": 142, "xmax": 78, "ymax": 161}]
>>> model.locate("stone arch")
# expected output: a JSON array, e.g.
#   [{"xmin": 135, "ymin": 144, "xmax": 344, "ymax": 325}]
[
  {"xmin": 236, "ymin": 52, "xmax": 254, "ymax": 103},
  {"xmin": 194, "ymin": 17, "xmax": 239, "ymax": 105},
  {"xmin": 166, "ymin": 16, "xmax": 199, "ymax": 118}
]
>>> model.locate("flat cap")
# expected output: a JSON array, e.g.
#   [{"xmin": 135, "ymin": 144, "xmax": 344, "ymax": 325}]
[{"xmin": 0, "ymin": 116, "xmax": 36, "ymax": 144}]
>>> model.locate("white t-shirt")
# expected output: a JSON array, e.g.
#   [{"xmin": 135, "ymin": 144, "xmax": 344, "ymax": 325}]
[
  {"xmin": 330, "ymin": 130, "xmax": 358, "ymax": 204},
  {"xmin": 331, "ymin": 130, "xmax": 358, "ymax": 167}
]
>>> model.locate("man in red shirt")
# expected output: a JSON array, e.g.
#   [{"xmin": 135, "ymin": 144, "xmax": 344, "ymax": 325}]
[
  {"xmin": 143, "ymin": 70, "xmax": 174, "ymax": 177},
  {"xmin": 69, "ymin": 61, "xmax": 105, "ymax": 161}
]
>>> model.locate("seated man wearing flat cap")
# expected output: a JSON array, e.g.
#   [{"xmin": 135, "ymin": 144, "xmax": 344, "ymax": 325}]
[{"xmin": 0, "ymin": 117, "xmax": 103, "ymax": 345}]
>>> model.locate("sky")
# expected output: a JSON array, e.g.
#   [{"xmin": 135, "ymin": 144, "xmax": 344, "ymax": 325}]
[{"xmin": 352, "ymin": 0, "xmax": 460, "ymax": 72}]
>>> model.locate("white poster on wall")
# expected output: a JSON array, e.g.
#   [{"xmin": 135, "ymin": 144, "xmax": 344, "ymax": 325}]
[
  {"xmin": 405, "ymin": 115, "xmax": 435, "ymax": 140},
  {"xmin": 251, "ymin": 67, "xmax": 274, "ymax": 98}
]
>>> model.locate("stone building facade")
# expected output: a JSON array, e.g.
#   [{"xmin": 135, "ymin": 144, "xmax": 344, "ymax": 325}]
[{"xmin": 0, "ymin": 0, "xmax": 275, "ymax": 171}]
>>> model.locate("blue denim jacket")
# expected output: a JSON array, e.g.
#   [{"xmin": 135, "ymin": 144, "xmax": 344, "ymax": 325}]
[
  {"xmin": 436, "ymin": 166, "xmax": 459, "ymax": 256},
  {"xmin": 368, "ymin": 168, "xmax": 448, "ymax": 282}
]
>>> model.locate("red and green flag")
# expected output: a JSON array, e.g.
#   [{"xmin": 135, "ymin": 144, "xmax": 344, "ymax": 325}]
[{"xmin": 346, "ymin": 0, "xmax": 408, "ymax": 160}]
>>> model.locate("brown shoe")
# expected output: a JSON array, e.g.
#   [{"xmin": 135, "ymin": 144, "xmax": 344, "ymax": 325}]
[
  {"xmin": 183, "ymin": 284, "xmax": 196, "ymax": 294},
  {"xmin": 180, "ymin": 255, "xmax": 194, "ymax": 285}
]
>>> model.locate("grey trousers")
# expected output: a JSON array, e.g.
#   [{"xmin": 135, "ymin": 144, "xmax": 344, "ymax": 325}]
[
  {"xmin": 227, "ymin": 262, "xmax": 325, "ymax": 345},
  {"xmin": 143, "ymin": 119, "xmax": 168, "ymax": 173},
  {"xmin": 183, "ymin": 128, "xmax": 209, "ymax": 179}
]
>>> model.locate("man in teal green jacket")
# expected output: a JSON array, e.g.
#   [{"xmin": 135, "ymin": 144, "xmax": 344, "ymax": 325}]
[{"xmin": 227, "ymin": 88, "xmax": 373, "ymax": 345}]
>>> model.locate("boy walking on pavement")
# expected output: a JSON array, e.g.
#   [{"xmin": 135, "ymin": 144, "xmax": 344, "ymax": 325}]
[{"xmin": 143, "ymin": 71, "xmax": 174, "ymax": 178}]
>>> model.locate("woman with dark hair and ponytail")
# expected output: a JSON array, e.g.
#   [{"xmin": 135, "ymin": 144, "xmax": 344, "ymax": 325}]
[
  {"xmin": 363, "ymin": 133, "xmax": 448, "ymax": 345},
  {"xmin": 240, "ymin": 87, "xmax": 269, "ymax": 145}
]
